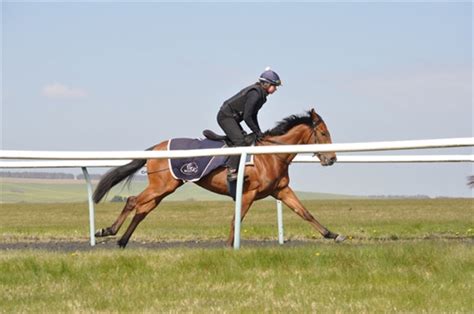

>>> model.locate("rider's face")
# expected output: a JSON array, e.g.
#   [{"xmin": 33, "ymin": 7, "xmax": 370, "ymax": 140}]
[{"xmin": 267, "ymin": 85, "xmax": 277, "ymax": 94}]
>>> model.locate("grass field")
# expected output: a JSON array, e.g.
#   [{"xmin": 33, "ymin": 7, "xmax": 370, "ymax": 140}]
[{"xmin": 0, "ymin": 199, "xmax": 473, "ymax": 312}]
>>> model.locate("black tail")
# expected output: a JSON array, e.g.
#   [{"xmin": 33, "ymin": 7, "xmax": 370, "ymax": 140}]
[{"xmin": 93, "ymin": 146, "xmax": 155, "ymax": 203}]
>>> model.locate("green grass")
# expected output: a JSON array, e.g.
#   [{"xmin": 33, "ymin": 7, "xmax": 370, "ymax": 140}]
[
  {"xmin": 0, "ymin": 242, "xmax": 472, "ymax": 312},
  {"xmin": 0, "ymin": 199, "xmax": 472, "ymax": 312},
  {"xmin": 0, "ymin": 199, "xmax": 472, "ymax": 242}
]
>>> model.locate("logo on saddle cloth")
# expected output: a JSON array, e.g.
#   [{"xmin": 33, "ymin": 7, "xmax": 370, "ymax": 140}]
[{"xmin": 180, "ymin": 162, "xmax": 199, "ymax": 175}]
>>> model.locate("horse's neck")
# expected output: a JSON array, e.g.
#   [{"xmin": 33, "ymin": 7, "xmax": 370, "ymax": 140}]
[
  {"xmin": 262, "ymin": 125, "xmax": 312, "ymax": 166},
  {"xmin": 268, "ymin": 125, "xmax": 311, "ymax": 145}
]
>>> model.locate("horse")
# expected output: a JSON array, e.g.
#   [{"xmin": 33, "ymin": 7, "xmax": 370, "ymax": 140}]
[{"xmin": 93, "ymin": 108, "xmax": 346, "ymax": 248}]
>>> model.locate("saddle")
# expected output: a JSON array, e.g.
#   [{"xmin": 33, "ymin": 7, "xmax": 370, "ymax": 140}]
[
  {"xmin": 202, "ymin": 129, "xmax": 256, "ymax": 146},
  {"xmin": 168, "ymin": 131, "xmax": 256, "ymax": 200}
]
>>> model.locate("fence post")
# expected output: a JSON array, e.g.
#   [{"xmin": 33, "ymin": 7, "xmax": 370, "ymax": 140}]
[
  {"xmin": 81, "ymin": 167, "xmax": 96, "ymax": 246},
  {"xmin": 276, "ymin": 200, "xmax": 284, "ymax": 244},
  {"xmin": 233, "ymin": 152, "xmax": 248, "ymax": 250}
]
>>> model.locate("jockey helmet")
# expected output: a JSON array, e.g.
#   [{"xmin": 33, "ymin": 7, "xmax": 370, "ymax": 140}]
[{"xmin": 259, "ymin": 67, "xmax": 282, "ymax": 86}]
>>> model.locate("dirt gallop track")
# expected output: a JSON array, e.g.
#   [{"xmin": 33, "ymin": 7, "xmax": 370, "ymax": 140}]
[{"xmin": 1, "ymin": 237, "xmax": 472, "ymax": 252}]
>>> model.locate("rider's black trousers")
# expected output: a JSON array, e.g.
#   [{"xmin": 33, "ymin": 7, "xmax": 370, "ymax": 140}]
[{"xmin": 217, "ymin": 111, "xmax": 247, "ymax": 171}]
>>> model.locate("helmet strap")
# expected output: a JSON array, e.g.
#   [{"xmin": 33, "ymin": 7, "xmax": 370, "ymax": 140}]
[{"xmin": 260, "ymin": 81, "xmax": 271, "ymax": 89}]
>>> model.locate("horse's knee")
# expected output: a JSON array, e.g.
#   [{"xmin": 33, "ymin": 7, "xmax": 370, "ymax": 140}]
[{"xmin": 125, "ymin": 196, "xmax": 137, "ymax": 209}]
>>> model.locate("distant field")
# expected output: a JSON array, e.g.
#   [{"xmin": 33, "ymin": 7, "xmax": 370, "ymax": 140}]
[
  {"xmin": 0, "ymin": 199, "xmax": 472, "ymax": 312},
  {"xmin": 0, "ymin": 177, "xmax": 357, "ymax": 203}
]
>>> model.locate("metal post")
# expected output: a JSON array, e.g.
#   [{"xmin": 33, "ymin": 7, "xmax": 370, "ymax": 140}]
[
  {"xmin": 277, "ymin": 200, "xmax": 284, "ymax": 245},
  {"xmin": 233, "ymin": 152, "xmax": 248, "ymax": 250},
  {"xmin": 81, "ymin": 167, "xmax": 96, "ymax": 246}
]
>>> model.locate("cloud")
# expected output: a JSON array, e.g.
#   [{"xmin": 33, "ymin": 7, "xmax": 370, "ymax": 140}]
[{"xmin": 41, "ymin": 83, "xmax": 87, "ymax": 100}]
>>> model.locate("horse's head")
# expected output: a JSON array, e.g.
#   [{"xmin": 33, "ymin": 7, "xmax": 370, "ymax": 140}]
[{"xmin": 309, "ymin": 108, "xmax": 337, "ymax": 166}]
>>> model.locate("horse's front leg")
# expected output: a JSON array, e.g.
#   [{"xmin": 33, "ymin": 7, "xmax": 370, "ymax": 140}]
[
  {"xmin": 274, "ymin": 186, "xmax": 346, "ymax": 242},
  {"xmin": 226, "ymin": 190, "xmax": 257, "ymax": 247}
]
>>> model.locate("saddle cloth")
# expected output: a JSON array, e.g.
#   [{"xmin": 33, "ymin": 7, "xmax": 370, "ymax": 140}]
[{"xmin": 168, "ymin": 138, "xmax": 254, "ymax": 182}]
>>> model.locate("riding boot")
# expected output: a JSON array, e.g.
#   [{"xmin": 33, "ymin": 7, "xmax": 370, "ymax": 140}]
[
  {"xmin": 227, "ymin": 168, "xmax": 238, "ymax": 182},
  {"xmin": 226, "ymin": 155, "xmax": 241, "ymax": 182}
]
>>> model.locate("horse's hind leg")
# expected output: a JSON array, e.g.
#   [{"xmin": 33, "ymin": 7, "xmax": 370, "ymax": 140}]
[
  {"xmin": 117, "ymin": 192, "xmax": 159, "ymax": 248},
  {"xmin": 117, "ymin": 177, "xmax": 183, "ymax": 248},
  {"xmin": 116, "ymin": 187, "xmax": 167, "ymax": 248},
  {"xmin": 95, "ymin": 196, "xmax": 137, "ymax": 237}
]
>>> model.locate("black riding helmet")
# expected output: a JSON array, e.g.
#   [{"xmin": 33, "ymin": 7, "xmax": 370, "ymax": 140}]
[{"xmin": 259, "ymin": 67, "xmax": 282, "ymax": 86}]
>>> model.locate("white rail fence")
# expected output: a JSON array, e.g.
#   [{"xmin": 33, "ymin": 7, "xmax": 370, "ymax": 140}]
[
  {"xmin": 2, "ymin": 138, "xmax": 473, "ymax": 160},
  {"xmin": 1, "ymin": 137, "xmax": 473, "ymax": 249}
]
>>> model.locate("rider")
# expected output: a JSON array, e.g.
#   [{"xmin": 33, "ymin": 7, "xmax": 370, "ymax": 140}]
[{"xmin": 217, "ymin": 67, "xmax": 282, "ymax": 182}]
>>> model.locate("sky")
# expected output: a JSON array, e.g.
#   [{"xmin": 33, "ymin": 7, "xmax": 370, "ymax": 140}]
[{"xmin": 1, "ymin": 1, "xmax": 473, "ymax": 197}]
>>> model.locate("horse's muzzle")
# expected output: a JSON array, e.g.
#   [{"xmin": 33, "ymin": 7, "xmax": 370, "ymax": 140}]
[{"xmin": 316, "ymin": 153, "xmax": 337, "ymax": 166}]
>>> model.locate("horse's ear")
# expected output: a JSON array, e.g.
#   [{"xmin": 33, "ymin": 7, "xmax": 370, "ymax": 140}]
[{"xmin": 310, "ymin": 108, "xmax": 323, "ymax": 125}]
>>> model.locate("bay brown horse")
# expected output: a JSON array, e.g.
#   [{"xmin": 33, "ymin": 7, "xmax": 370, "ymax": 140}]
[{"xmin": 93, "ymin": 108, "xmax": 346, "ymax": 248}]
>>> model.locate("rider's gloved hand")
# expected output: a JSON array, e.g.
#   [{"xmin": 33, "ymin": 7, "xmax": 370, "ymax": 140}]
[{"xmin": 256, "ymin": 132, "xmax": 265, "ymax": 142}]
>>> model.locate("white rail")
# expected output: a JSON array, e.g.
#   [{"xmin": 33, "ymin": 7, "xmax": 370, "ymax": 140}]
[
  {"xmin": 0, "ymin": 155, "xmax": 473, "ymax": 168},
  {"xmin": 2, "ymin": 137, "xmax": 473, "ymax": 160},
  {"xmin": 294, "ymin": 154, "xmax": 474, "ymax": 163},
  {"xmin": 1, "ymin": 137, "xmax": 473, "ymax": 249}
]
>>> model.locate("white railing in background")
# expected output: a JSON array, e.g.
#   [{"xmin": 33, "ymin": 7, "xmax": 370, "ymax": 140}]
[
  {"xmin": 1, "ymin": 137, "xmax": 473, "ymax": 249},
  {"xmin": 1, "ymin": 155, "xmax": 473, "ymax": 169},
  {"xmin": 2, "ymin": 137, "xmax": 473, "ymax": 160}
]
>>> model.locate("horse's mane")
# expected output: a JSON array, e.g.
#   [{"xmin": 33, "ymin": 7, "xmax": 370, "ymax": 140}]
[{"xmin": 264, "ymin": 110, "xmax": 314, "ymax": 136}]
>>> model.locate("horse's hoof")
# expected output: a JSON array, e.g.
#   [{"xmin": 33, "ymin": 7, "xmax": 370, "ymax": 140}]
[
  {"xmin": 96, "ymin": 227, "xmax": 115, "ymax": 237},
  {"xmin": 117, "ymin": 240, "xmax": 127, "ymax": 249},
  {"xmin": 324, "ymin": 231, "xmax": 338, "ymax": 240},
  {"xmin": 335, "ymin": 234, "xmax": 347, "ymax": 243},
  {"xmin": 95, "ymin": 228, "xmax": 105, "ymax": 237}
]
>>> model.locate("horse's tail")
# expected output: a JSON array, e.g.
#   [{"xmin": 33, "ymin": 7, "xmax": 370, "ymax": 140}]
[{"xmin": 93, "ymin": 146, "xmax": 155, "ymax": 203}]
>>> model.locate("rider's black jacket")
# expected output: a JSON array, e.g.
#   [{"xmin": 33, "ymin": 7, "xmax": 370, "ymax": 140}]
[{"xmin": 218, "ymin": 83, "xmax": 268, "ymax": 137}]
